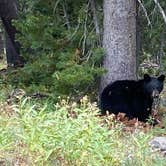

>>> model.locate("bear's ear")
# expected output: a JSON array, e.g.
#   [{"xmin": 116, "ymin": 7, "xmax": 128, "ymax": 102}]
[
  {"xmin": 158, "ymin": 74, "xmax": 165, "ymax": 82},
  {"xmin": 144, "ymin": 74, "xmax": 151, "ymax": 82}
]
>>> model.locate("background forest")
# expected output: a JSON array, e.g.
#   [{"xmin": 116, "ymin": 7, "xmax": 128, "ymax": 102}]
[
  {"xmin": 0, "ymin": 0, "xmax": 166, "ymax": 165},
  {"xmin": 1, "ymin": 0, "xmax": 166, "ymax": 99}
]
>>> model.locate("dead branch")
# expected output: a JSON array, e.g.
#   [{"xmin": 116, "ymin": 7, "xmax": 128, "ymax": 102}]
[
  {"xmin": 137, "ymin": 0, "xmax": 152, "ymax": 27},
  {"xmin": 153, "ymin": 0, "xmax": 166, "ymax": 24},
  {"xmin": 90, "ymin": 0, "xmax": 100, "ymax": 37},
  {"xmin": 62, "ymin": 0, "xmax": 71, "ymax": 30}
]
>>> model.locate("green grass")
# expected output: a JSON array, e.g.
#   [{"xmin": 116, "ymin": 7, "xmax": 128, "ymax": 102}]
[
  {"xmin": 0, "ymin": 97, "xmax": 166, "ymax": 165},
  {"xmin": 0, "ymin": 53, "xmax": 7, "ymax": 70}
]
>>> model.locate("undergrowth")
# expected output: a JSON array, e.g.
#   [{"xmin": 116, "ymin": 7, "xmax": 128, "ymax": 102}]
[{"xmin": 0, "ymin": 96, "xmax": 166, "ymax": 166}]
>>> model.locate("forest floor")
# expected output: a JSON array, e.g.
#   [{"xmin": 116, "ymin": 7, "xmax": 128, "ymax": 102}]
[
  {"xmin": 0, "ymin": 58, "xmax": 166, "ymax": 165},
  {"xmin": 0, "ymin": 91, "xmax": 165, "ymax": 165}
]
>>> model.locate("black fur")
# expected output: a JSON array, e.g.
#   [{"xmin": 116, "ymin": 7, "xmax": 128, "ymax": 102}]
[{"xmin": 100, "ymin": 74, "xmax": 165, "ymax": 121}]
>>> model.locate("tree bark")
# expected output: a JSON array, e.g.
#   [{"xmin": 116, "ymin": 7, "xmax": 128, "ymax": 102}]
[{"xmin": 100, "ymin": 0, "xmax": 137, "ymax": 91}]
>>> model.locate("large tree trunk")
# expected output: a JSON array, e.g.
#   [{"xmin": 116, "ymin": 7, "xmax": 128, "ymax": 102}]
[{"xmin": 100, "ymin": 0, "xmax": 137, "ymax": 91}]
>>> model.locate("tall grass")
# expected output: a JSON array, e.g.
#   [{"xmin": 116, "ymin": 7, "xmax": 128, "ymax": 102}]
[{"xmin": 0, "ymin": 97, "xmax": 166, "ymax": 165}]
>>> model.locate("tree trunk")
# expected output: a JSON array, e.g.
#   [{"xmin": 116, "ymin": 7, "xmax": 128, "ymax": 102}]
[
  {"xmin": 100, "ymin": 0, "xmax": 137, "ymax": 91},
  {"xmin": 90, "ymin": 0, "xmax": 100, "ymax": 35},
  {"xmin": 136, "ymin": 1, "xmax": 141, "ymax": 76},
  {"xmin": 1, "ymin": 17, "xmax": 21, "ymax": 65},
  {"xmin": 0, "ymin": 0, "xmax": 24, "ymax": 67},
  {"xmin": 0, "ymin": 22, "xmax": 4, "ymax": 57},
  {"xmin": 90, "ymin": 0, "xmax": 101, "ymax": 44}
]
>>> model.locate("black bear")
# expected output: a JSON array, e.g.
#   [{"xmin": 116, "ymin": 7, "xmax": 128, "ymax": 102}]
[{"xmin": 100, "ymin": 74, "xmax": 165, "ymax": 121}]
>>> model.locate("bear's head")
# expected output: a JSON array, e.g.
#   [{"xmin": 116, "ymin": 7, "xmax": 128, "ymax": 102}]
[{"xmin": 143, "ymin": 74, "xmax": 165, "ymax": 98}]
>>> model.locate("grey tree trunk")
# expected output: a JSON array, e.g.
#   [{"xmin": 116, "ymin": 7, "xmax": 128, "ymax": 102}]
[{"xmin": 100, "ymin": 0, "xmax": 137, "ymax": 91}]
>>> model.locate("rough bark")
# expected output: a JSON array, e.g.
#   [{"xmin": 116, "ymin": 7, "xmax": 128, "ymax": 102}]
[{"xmin": 101, "ymin": 0, "xmax": 137, "ymax": 91}]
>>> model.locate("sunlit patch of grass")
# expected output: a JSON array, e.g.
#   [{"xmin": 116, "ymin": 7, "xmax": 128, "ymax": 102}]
[
  {"xmin": 0, "ymin": 54, "xmax": 6, "ymax": 68},
  {"xmin": 0, "ymin": 97, "xmax": 166, "ymax": 165}
]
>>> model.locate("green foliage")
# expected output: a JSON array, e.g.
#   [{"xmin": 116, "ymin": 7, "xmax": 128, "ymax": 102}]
[
  {"xmin": 138, "ymin": 0, "xmax": 166, "ymax": 74},
  {"xmin": 12, "ymin": 0, "xmax": 104, "ymax": 99},
  {"xmin": 0, "ymin": 98, "xmax": 166, "ymax": 165},
  {"xmin": 11, "ymin": 0, "xmax": 166, "ymax": 97}
]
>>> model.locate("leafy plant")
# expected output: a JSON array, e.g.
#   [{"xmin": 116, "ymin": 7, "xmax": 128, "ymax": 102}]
[{"xmin": 10, "ymin": 0, "xmax": 105, "ymax": 99}]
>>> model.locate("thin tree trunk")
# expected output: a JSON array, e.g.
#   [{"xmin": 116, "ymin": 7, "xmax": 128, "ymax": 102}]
[
  {"xmin": 159, "ymin": 30, "xmax": 165, "ymax": 72},
  {"xmin": 0, "ymin": 21, "xmax": 4, "ymax": 57},
  {"xmin": 1, "ymin": 17, "xmax": 20, "ymax": 62},
  {"xmin": 136, "ymin": 1, "xmax": 141, "ymax": 77},
  {"xmin": 90, "ymin": 0, "xmax": 100, "ymax": 35},
  {"xmin": 100, "ymin": 0, "xmax": 137, "ymax": 91},
  {"xmin": 62, "ymin": 0, "xmax": 70, "ymax": 30},
  {"xmin": 0, "ymin": 0, "xmax": 24, "ymax": 67},
  {"xmin": 90, "ymin": 0, "xmax": 101, "ymax": 43}
]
